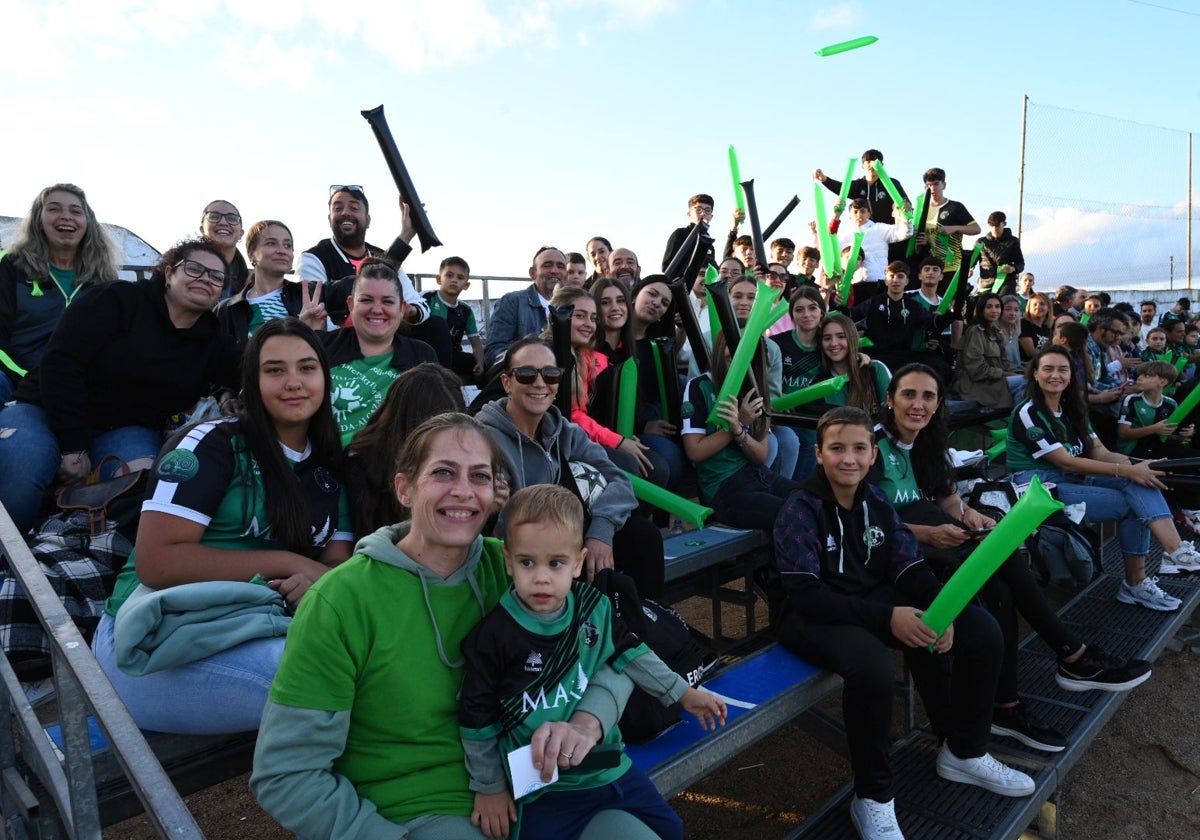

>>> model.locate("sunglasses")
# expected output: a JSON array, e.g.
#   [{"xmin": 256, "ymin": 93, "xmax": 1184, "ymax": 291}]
[
  {"xmin": 507, "ymin": 366, "xmax": 563, "ymax": 385},
  {"xmin": 330, "ymin": 184, "xmax": 364, "ymax": 196},
  {"xmin": 203, "ymin": 211, "xmax": 242, "ymax": 225},
  {"xmin": 172, "ymin": 258, "xmax": 227, "ymax": 287}
]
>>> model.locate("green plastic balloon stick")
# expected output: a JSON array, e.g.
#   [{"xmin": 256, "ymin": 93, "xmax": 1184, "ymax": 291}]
[
  {"xmin": 812, "ymin": 182, "xmax": 836, "ymax": 278},
  {"xmin": 814, "ymin": 35, "xmax": 878, "ymax": 56},
  {"xmin": 616, "ymin": 357, "xmax": 638, "ymax": 437},
  {"xmin": 627, "ymin": 473, "xmax": 712, "ymax": 527},
  {"xmin": 1080, "ymin": 313, "xmax": 1090, "ymax": 327},
  {"xmin": 707, "ymin": 283, "xmax": 786, "ymax": 428},
  {"xmin": 859, "ymin": 336, "xmax": 874, "ymax": 348},
  {"xmin": 871, "ymin": 160, "xmax": 907, "ymax": 218},
  {"xmin": 728, "ymin": 145, "xmax": 747, "ymax": 215},
  {"xmin": 841, "ymin": 231, "xmax": 865, "ymax": 304},
  {"xmin": 1164, "ymin": 377, "xmax": 1200, "ymax": 428},
  {"xmin": 920, "ymin": 476, "xmax": 1062, "ymax": 638},
  {"xmin": 905, "ymin": 192, "xmax": 927, "ymax": 258},
  {"xmin": 650, "ymin": 339, "xmax": 670, "ymax": 413},
  {"xmin": 836, "ymin": 157, "xmax": 856, "ymax": 209},
  {"xmin": 771, "ymin": 375, "xmax": 849, "ymax": 412},
  {"xmin": 985, "ymin": 439, "xmax": 1007, "ymax": 460}
]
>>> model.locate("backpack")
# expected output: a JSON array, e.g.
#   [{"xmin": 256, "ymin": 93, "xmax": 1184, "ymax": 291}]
[
  {"xmin": 593, "ymin": 570, "xmax": 720, "ymax": 743},
  {"xmin": 1029, "ymin": 512, "xmax": 1098, "ymax": 588}
]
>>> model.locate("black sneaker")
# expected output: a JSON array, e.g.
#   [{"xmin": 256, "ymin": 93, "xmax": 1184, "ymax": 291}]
[
  {"xmin": 1056, "ymin": 645, "xmax": 1152, "ymax": 692},
  {"xmin": 990, "ymin": 703, "xmax": 1067, "ymax": 753}
]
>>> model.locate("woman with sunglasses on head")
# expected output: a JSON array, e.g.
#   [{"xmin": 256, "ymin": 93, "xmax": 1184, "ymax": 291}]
[
  {"xmin": 321, "ymin": 259, "xmax": 438, "ymax": 445},
  {"xmin": 198, "ymin": 199, "xmax": 249, "ymax": 298},
  {"xmin": 0, "ymin": 238, "xmax": 241, "ymax": 534},
  {"xmin": 93, "ymin": 318, "xmax": 352, "ymax": 733},
  {"xmin": 478, "ymin": 337, "xmax": 666, "ymax": 597},
  {"xmin": 874, "ymin": 363, "xmax": 1152, "ymax": 755},
  {"xmin": 0, "ymin": 183, "xmax": 119, "ymax": 404},
  {"xmin": 217, "ymin": 220, "xmax": 327, "ymax": 351}
]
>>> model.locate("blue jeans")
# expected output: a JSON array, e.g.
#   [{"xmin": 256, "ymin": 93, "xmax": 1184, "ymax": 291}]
[
  {"xmin": 92, "ymin": 612, "xmax": 283, "ymax": 734},
  {"xmin": 517, "ymin": 764, "xmax": 678, "ymax": 840},
  {"xmin": 639, "ymin": 405, "xmax": 685, "ymax": 493},
  {"xmin": 1013, "ymin": 469, "xmax": 1171, "ymax": 557},
  {"xmin": 769, "ymin": 426, "xmax": 799, "ymax": 481},
  {"xmin": 0, "ymin": 402, "xmax": 162, "ymax": 534}
]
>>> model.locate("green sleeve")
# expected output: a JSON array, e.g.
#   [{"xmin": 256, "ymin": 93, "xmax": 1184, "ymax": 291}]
[{"xmin": 250, "ymin": 702, "xmax": 403, "ymax": 840}]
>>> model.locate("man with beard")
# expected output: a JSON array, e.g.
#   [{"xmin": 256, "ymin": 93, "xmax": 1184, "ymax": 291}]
[
  {"xmin": 483, "ymin": 246, "xmax": 566, "ymax": 366},
  {"xmin": 299, "ymin": 186, "xmax": 430, "ymax": 327},
  {"xmin": 609, "ymin": 248, "xmax": 641, "ymax": 285}
]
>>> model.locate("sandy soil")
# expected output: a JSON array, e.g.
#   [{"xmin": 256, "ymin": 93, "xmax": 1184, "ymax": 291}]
[{"xmin": 106, "ymin": 596, "xmax": 1200, "ymax": 839}]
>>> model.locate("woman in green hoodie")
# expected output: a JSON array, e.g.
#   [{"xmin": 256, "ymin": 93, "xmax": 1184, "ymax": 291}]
[{"xmin": 252, "ymin": 412, "xmax": 633, "ymax": 839}]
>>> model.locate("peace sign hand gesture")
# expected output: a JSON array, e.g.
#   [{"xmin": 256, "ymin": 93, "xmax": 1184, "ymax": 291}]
[{"xmin": 299, "ymin": 280, "xmax": 327, "ymax": 331}]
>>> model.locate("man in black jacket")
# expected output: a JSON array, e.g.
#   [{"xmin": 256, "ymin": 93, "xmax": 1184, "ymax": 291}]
[{"xmin": 976, "ymin": 211, "xmax": 1025, "ymax": 297}]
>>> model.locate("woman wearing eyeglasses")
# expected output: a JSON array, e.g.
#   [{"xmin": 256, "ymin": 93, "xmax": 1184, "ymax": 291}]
[
  {"xmin": 216, "ymin": 220, "xmax": 327, "ymax": 351},
  {"xmin": 0, "ymin": 183, "xmax": 119, "ymax": 405},
  {"xmin": 198, "ymin": 200, "xmax": 249, "ymax": 298},
  {"xmin": 0, "ymin": 239, "xmax": 241, "ymax": 534},
  {"xmin": 478, "ymin": 337, "xmax": 666, "ymax": 597}
]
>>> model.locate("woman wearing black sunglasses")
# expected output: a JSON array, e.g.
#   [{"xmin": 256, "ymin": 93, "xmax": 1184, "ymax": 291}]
[
  {"xmin": 478, "ymin": 337, "xmax": 666, "ymax": 597},
  {"xmin": 0, "ymin": 238, "xmax": 241, "ymax": 534}
]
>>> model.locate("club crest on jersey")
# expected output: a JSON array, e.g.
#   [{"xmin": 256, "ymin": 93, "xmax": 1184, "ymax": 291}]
[
  {"xmin": 581, "ymin": 621, "xmax": 599, "ymax": 648},
  {"xmin": 523, "ymin": 651, "xmax": 543, "ymax": 673},
  {"xmin": 864, "ymin": 526, "xmax": 885, "ymax": 549}
]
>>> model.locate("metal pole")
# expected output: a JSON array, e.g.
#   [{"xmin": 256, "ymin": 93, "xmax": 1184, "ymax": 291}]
[
  {"xmin": 1188, "ymin": 131, "xmax": 1193, "ymax": 289},
  {"xmin": 1017, "ymin": 94, "xmax": 1028, "ymax": 238}
]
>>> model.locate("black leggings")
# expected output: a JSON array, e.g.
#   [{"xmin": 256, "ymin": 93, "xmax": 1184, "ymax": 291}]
[
  {"xmin": 775, "ymin": 589, "xmax": 1002, "ymax": 802},
  {"xmin": 611, "ymin": 513, "xmax": 666, "ymax": 599}
]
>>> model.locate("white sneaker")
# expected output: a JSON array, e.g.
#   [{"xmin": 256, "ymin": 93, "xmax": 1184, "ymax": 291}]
[
  {"xmin": 935, "ymin": 743, "xmax": 1035, "ymax": 797},
  {"xmin": 850, "ymin": 796, "xmax": 905, "ymax": 840},
  {"xmin": 1165, "ymin": 541, "xmax": 1200, "ymax": 572},
  {"xmin": 1117, "ymin": 576, "xmax": 1182, "ymax": 611},
  {"xmin": 1182, "ymin": 509, "xmax": 1200, "ymax": 533},
  {"xmin": 1158, "ymin": 559, "xmax": 1182, "ymax": 576}
]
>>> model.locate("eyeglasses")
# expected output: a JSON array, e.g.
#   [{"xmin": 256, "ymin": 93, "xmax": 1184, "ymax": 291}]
[
  {"xmin": 203, "ymin": 211, "xmax": 241, "ymax": 225},
  {"xmin": 330, "ymin": 184, "xmax": 364, "ymax": 196},
  {"xmin": 172, "ymin": 259, "xmax": 227, "ymax": 287},
  {"xmin": 507, "ymin": 366, "xmax": 563, "ymax": 385}
]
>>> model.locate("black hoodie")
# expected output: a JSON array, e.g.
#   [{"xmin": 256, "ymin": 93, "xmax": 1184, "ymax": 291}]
[{"xmin": 773, "ymin": 469, "xmax": 942, "ymax": 634}]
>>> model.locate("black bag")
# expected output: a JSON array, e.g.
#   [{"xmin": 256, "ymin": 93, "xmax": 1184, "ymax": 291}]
[{"xmin": 593, "ymin": 570, "xmax": 720, "ymax": 743}]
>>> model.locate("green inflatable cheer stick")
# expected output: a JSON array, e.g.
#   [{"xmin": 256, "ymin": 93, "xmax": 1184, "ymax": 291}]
[
  {"xmin": 771, "ymin": 375, "xmax": 849, "ymax": 412},
  {"xmin": 936, "ymin": 266, "xmax": 963, "ymax": 315},
  {"xmin": 920, "ymin": 475, "xmax": 1062, "ymax": 639},
  {"xmin": 1080, "ymin": 313, "xmax": 1090, "ymax": 327},
  {"xmin": 616, "ymin": 356, "xmax": 638, "ymax": 437},
  {"xmin": 728, "ymin": 145, "xmax": 747, "ymax": 216},
  {"xmin": 626, "ymin": 472, "xmax": 713, "ymax": 527},
  {"xmin": 836, "ymin": 157, "xmax": 857, "ymax": 210},
  {"xmin": 707, "ymin": 284, "xmax": 786, "ymax": 428},
  {"xmin": 1160, "ymin": 378, "xmax": 1200, "ymax": 440},
  {"xmin": 812, "ymin": 182, "xmax": 837, "ymax": 278},
  {"xmin": 859, "ymin": 336, "xmax": 874, "ymax": 348},
  {"xmin": 840, "ymin": 231, "xmax": 866, "ymax": 304},
  {"xmin": 705, "ymin": 266, "xmax": 722, "ymax": 342},
  {"xmin": 985, "ymin": 439, "xmax": 1007, "ymax": 461},
  {"xmin": 905, "ymin": 191, "xmax": 927, "ymax": 258},
  {"xmin": 990, "ymin": 427, "xmax": 1008, "ymax": 442},
  {"xmin": 814, "ymin": 35, "xmax": 878, "ymax": 56},
  {"xmin": 870, "ymin": 160, "xmax": 907, "ymax": 219}
]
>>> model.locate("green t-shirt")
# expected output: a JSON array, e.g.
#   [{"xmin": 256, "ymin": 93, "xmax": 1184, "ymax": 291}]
[
  {"xmin": 48, "ymin": 265, "xmax": 77, "ymax": 299},
  {"xmin": 330, "ymin": 352, "xmax": 398, "ymax": 446},
  {"xmin": 269, "ymin": 537, "xmax": 510, "ymax": 825},
  {"xmin": 1116, "ymin": 392, "xmax": 1176, "ymax": 455},
  {"xmin": 681, "ymin": 374, "xmax": 749, "ymax": 501},
  {"xmin": 246, "ymin": 287, "xmax": 290, "ymax": 337},
  {"xmin": 106, "ymin": 419, "xmax": 353, "ymax": 616},
  {"xmin": 871, "ymin": 431, "xmax": 926, "ymax": 509},
  {"xmin": 823, "ymin": 361, "xmax": 891, "ymax": 411}
]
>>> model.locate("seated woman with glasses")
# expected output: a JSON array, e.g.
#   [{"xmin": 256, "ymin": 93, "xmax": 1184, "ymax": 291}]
[
  {"xmin": 321, "ymin": 259, "xmax": 439, "ymax": 445},
  {"xmin": 0, "ymin": 238, "xmax": 241, "ymax": 534},
  {"xmin": 478, "ymin": 337, "xmax": 666, "ymax": 597},
  {"xmin": 217, "ymin": 220, "xmax": 328, "ymax": 351}
]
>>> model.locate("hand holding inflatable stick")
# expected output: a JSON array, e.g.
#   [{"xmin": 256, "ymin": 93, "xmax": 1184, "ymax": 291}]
[
  {"xmin": 920, "ymin": 476, "xmax": 1062, "ymax": 641},
  {"xmin": 835, "ymin": 157, "xmax": 857, "ymax": 211},
  {"xmin": 626, "ymin": 473, "xmax": 712, "ymax": 527},
  {"xmin": 361, "ymin": 105, "xmax": 442, "ymax": 252}
]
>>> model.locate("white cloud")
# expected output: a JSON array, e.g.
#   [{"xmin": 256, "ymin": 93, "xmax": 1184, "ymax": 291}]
[
  {"xmin": 218, "ymin": 33, "xmax": 337, "ymax": 93},
  {"xmin": 809, "ymin": 3, "xmax": 860, "ymax": 31}
]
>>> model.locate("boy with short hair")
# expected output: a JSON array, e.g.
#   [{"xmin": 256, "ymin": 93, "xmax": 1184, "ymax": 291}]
[
  {"xmin": 907, "ymin": 256, "xmax": 951, "ymax": 358},
  {"xmin": 773, "ymin": 408, "xmax": 1032, "ymax": 840},
  {"xmin": 851, "ymin": 261, "xmax": 947, "ymax": 376},
  {"xmin": 424, "ymin": 256, "xmax": 485, "ymax": 379},
  {"xmin": 662, "ymin": 192, "xmax": 730, "ymax": 271},
  {"xmin": 730, "ymin": 235, "xmax": 755, "ymax": 269},
  {"xmin": 564, "ymin": 252, "xmax": 588, "ymax": 287},
  {"xmin": 459, "ymin": 485, "xmax": 726, "ymax": 840},
  {"xmin": 796, "ymin": 246, "xmax": 821, "ymax": 285},
  {"xmin": 915, "ymin": 167, "xmax": 979, "ymax": 292},
  {"xmin": 769, "ymin": 237, "xmax": 796, "ymax": 273}
]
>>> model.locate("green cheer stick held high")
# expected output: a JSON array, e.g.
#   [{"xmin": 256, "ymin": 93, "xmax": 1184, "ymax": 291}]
[
  {"xmin": 812, "ymin": 182, "xmax": 837, "ymax": 279},
  {"xmin": 707, "ymin": 282, "xmax": 787, "ymax": 429},
  {"xmin": 920, "ymin": 475, "xmax": 1063, "ymax": 639},
  {"xmin": 626, "ymin": 473, "xmax": 712, "ymax": 528},
  {"xmin": 728, "ymin": 145, "xmax": 747, "ymax": 216},
  {"xmin": 905, "ymin": 191, "xmax": 927, "ymax": 258},
  {"xmin": 840, "ymin": 231, "xmax": 865, "ymax": 305},
  {"xmin": 836, "ymin": 157, "xmax": 857, "ymax": 210},
  {"xmin": 814, "ymin": 35, "xmax": 878, "ymax": 56},
  {"xmin": 771, "ymin": 374, "xmax": 849, "ymax": 412},
  {"xmin": 936, "ymin": 240, "xmax": 985, "ymax": 315},
  {"xmin": 870, "ymin": 160, "xmax": 908, "ymax": 220},
  {"xmin": 616, "ymin": 356, "xmax": 639, "ymax": 437}
]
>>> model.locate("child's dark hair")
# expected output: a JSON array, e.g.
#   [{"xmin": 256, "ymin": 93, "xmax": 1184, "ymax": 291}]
[
  {"xmin": 849, "ymin": 198, "xmax": 869, "ymax": 211},
  {"xmin": 733, "ymin": 235, "xmax": 753, "ymax": 249},
  {"xmin": 439, "ymin": 256, "xmax": 470, "ymax": 274},
  {"xmin": 770, "ymin": 237, "xmax": 796, "ymax": 251},
  {"xmin": 799, "ymin": 246, "xmax": 820, "ymax": 261},
  {"xmin": 987, "ymin": 211, "xmax": 1006, "ymax": 226},
  {"xmin": 689, "ymin": 194, "xmax": 714, "ymax": 208},
  {"xmin": 565, "ymin": 252, "xmax": 586, "ymax": 267},
  {"xmin": 923, "ymin": 167, "xmax": 946, "ymax": 183},
  {"xmin": 885, "ymin": 260, "xmax": 909, "ymax": 277},
  {"xmin": 816, "ymin": 406, "xmax": 873, "ymax": 445},
  {"xmin": 918, "ymin": 255, "xmax": 942, "ymax": 272},
  {"xmin": 1137, "ymin": 360, "xmax": 1178, "ymax": 383}
]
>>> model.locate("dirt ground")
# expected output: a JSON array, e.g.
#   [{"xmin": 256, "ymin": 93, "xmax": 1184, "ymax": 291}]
[{"xmin": 107, "ymin": 595, "xmax": 1200, "ymax": 839}]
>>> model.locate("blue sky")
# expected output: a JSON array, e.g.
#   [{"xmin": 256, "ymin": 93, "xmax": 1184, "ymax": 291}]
[{"xmin": 4, "ymin": 0, "xmax": 1198, "ymax": 296}]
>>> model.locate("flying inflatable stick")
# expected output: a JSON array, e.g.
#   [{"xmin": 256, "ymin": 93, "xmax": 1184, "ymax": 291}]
[
  {"xmin": 361, "ymin": 105, "xmax": 442, "ymax": 252},
  {"xmin": 920, "ymin": 476, "xmax": 1062, "ymax": 638},
  {"xmin": 761, "ymin": 195, "xmax": 801, "ymax": 241},
  {"xmin": 814, "ymin": 36, "xmax": 878, "ymax": 56},
  {"xmin": 771, "ymin": 375, "xmax": 849, "ymax": 412},
  {"xmin": 728, "ymin": 146, "xmax": 747, "ymax": 216},
  {"xmin": 626, "ymin": 473, "xmax": 713, "ymax": 527}
]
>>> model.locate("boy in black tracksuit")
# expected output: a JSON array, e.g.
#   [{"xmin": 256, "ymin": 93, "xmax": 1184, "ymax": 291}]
[{"xmin": 771, "ymin": 407, "xmax": 1032, "ymax": 839}]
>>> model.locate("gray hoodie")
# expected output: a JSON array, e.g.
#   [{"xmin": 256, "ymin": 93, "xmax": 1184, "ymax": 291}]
[{"xmin": 477, "ymin": 399, "xmax": 635, "ymax": 545}]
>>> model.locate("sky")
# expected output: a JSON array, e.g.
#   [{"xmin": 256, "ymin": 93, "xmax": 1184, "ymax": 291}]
[{"xmin": 4, "ymin": 0, "xmax": 1200, "ymax": 298}]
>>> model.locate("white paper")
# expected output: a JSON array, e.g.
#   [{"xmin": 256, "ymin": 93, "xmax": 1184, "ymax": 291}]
[{"xmin": 507, "ymin": 744, "xmax": 558, "ymax": 800}]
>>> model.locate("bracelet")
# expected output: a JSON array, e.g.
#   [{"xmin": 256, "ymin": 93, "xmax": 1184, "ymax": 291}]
[
  {"xmin": 741, "ymin": 422, "xmax": 753, "ymax": 439},
  {"xmin": 1115, "ymin": 463, "xmax": 1120, "ymax": 478}
]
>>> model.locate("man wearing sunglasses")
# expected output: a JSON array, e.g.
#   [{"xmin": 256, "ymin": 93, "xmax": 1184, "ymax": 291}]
[
  {"xmin": 483, "ymin": 246, "xmax": 567, "ymax": 366},
  {"xmin": 298, "ymin": 186, "xmax": 430, "ymax": 327}
]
